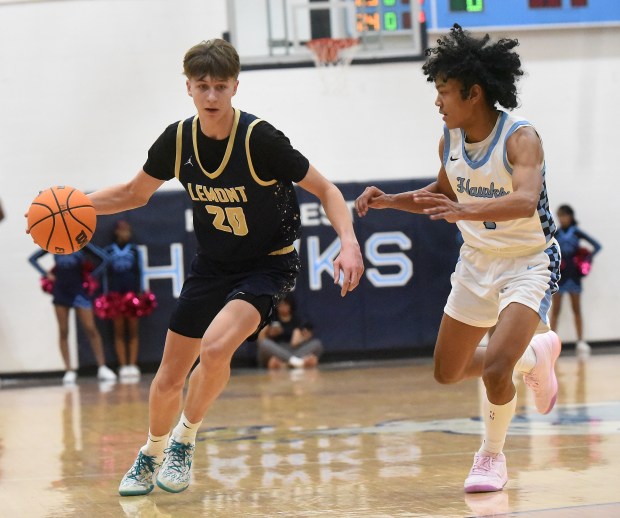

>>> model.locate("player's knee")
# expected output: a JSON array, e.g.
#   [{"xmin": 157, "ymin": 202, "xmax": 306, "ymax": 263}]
[
  {"xmin": 481, "ymin": 362, "xmax": 512, "ymax": 389},
  {"xmin": 201, "ymin": 339, "xmax": 234, "ymax": 366},
  {"xmin": 152, "ymin": 371, "xmax": 185, "ymax": 395},
  {"xmin": 434, "ymin": 364, "xmax": 462, "ymax": 385}
]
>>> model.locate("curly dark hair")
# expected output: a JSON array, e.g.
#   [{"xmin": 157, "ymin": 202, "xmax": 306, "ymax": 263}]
[{"xmin": 422, "ymin": 24, "xmax": 524, "ymax": 110}]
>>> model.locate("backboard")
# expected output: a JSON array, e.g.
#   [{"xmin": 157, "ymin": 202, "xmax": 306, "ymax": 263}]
[{"xmin": 227, "ymin": 0, "xmax": 426, "ymax": 69}]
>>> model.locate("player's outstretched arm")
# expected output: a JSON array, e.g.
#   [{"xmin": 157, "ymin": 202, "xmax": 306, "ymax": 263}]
[
  {"xmin": 297, "ymin": 165, "xmax": 364, "ymax": 297},
  {"xmin": 88, "ymin": 170, "xmax": 164, "ymax": 216},
  {"xmin": 355, "ymin": 137, "xmax": 455, "ymax": 217},
  {"xmin": 354, "ymin": 184, "xmax": 440, "ymax": 217}
]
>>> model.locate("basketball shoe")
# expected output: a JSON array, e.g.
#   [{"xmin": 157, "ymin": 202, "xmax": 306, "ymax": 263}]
[
  {"xmin": 523, "ymin": 331, "xmax": 562, "ymax": 414},
  {"xmin": 119, "ymin": 451, "xmax": 161, "ymax": 496},
  {"xmin": 156, "ymin": 439, "xmax": 195, "ymax": 493},
  {"xmin": 464, "ymin": 452, "xmax": 508, "ymax": 493}
]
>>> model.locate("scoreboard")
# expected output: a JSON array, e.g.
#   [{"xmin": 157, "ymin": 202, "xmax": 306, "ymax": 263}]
[
  {"xmin": 355, "ymin": 0, "xmax": 414, "ymax": 32},
  {"xmin": 429, "ymin": 0, "xmax": 620, "ymax": 30}
]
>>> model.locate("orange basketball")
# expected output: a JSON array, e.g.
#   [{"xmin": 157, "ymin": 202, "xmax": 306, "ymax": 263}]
[{"xmin": 27, "ymin": 186, "xmax": 96, "ymax": 255}]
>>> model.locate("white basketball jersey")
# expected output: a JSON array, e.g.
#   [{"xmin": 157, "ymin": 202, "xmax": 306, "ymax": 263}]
[{"xmin": 443, "ymin": 111, "xmax": 556, "ymax": 256}]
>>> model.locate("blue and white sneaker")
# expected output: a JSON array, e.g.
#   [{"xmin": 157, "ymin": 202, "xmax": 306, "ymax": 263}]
[
  {"xmin": 156, "ymin": 439, "xmax": 195, "ymax": 493},
  {"xmin": 118, "ymin": 451, "xmax": 161, "ymax": 496}
]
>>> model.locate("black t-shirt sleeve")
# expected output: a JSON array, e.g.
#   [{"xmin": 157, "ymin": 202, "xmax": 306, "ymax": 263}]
[
  {"xmin": 142, "ymin": 122, "xmax": 179, "ymax": 181},
  {"xmin": 249, "ymin": 121, "xmax": 310, "ymax": 183}
]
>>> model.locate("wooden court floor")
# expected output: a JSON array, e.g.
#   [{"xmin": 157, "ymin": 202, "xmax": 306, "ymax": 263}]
[{"xmin": 0, "ymin": 348, "xmax": 619, "ymax": 518}]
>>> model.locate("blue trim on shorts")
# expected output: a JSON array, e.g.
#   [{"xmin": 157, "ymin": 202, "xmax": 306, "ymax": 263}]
[{"xmin": 538, "ymin": 288, "xmax": 552, "ymax": 324}]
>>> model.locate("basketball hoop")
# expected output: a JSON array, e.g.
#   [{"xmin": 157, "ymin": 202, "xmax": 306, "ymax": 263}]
[
  {"xmin": 306, "ymin": 37, "xmax": 360, "ymax": 67},
  {"xmin": 306, "ymin": 37, "xmax": 359, "ymax": 93}
]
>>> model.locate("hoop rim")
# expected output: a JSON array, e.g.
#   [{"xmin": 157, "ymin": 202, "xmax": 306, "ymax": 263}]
[{"xmin": 306, "ymin": 37, "xmax": 360, "ymax": 66}]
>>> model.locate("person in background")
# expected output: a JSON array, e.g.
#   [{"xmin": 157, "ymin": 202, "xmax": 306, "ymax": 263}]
[
  {"xmin": 257, "ymin": 294, "xmax": 323, "ymax": 369},
  {"xmin": 550, "ymin": 204, "xmax": 602, "ymax": 356},
  {"xmin": 103, "ymin": 220, "xmax": 144, "ymax": 380},
  {"xmin": 29, "ymin": 245, "xmax": 117, "ymax": 384}
]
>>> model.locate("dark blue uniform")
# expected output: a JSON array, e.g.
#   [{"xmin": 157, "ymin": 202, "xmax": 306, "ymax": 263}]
[
  {"xmin": 29, "ymin": 244, "xmax": 108, "ymax": 309},
  {"xmin": 143, "ymin": 109, "xmax": 308, "ymax": 338},
  {"xmin": 556, "ymin": 225, "xmax": 602, "ymax": 294},
  {"xmin": 104, "ymin": 242, "xmax": 142, "ymax": 294}
]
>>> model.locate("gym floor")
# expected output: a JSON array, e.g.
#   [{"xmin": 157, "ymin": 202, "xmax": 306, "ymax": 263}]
[{"xmin": 0, "ymin": 348, "xmax": 619, "ymax": 517}]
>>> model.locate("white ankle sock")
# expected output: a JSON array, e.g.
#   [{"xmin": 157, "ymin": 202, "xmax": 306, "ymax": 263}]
[
  {"xmin": 141, "ymin": 430, "xmax": 169, "ymax": 461},
  {"xmin": 480, "ymin": 393, "xmax": 517, "ymax": 455},
  {"xmin": 171, "ymin": 412, "xmax": 202, "ymax": 444},
  {"xmin": 288, "ymin": 356, "xmax": 304, "ymax": 368},
  {"xmin": 514, "ymin": 344, "xmax": 537, "ymax": 374}
]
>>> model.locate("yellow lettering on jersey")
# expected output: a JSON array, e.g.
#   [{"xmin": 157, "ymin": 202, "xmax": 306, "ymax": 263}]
[
  {"xmin": 235, "ymin": 186, "xmax": 248, "ymax": 202},
  {"xmin": 213, "ymin": 188, "xmax": 229, "ymax": 203},
  {"xmin": 197, "ymin": 186, "xmax": 218, "ymax": 203},
  {"xmin": 187, "ymin": 183, "xmax": 200, "ymax": 201},
  {"xmin": 224, "ymin": 187, "xmax": 240, "ymax": 203},
  {"xmin": 187, "ymin": 183, "xmax": 249, "ymax": 204}
]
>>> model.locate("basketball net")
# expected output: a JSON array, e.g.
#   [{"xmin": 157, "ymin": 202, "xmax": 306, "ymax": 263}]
[{"xmin": 306, "ymin": 37, "xmax": 359, "ymax": 93}]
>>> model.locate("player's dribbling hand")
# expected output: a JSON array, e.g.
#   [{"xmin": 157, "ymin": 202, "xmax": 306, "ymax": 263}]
[
  {"xmin": 355, "ymin": 186, "xmax": 388, "ymax": 217},
  {"xmin": 333, "ymin": 241, "xmax": 364, "ymax": 297}
]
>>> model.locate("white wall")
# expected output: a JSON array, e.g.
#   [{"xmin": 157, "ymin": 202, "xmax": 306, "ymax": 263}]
[{"xmin": 0, "ymin": 2, "xmax": 618, "ymax": 374}]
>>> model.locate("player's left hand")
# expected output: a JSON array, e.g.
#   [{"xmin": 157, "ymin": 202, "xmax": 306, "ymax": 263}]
[
  {"xmin": 333, "ymin": 241, "xmax": 364, "ymax": 297},
  {"xmin": 412, "ymin": 191, "xmax": 464, "ymax": 223}
]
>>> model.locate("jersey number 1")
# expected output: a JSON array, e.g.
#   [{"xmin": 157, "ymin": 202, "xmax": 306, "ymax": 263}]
[{"xmin": 205, "ymin": 205, "xmax": 249, "ymax": 236}]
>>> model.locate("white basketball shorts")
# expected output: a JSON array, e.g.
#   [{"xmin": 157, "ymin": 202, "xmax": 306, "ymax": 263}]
[{"xmin": 444, "ymin": 240, "xmax": 561, "ymax": 331}]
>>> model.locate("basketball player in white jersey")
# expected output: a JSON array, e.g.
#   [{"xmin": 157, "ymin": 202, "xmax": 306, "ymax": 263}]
[{"xmin": 355, "ymin": 24, "xmax": 562, "ymax": 493}]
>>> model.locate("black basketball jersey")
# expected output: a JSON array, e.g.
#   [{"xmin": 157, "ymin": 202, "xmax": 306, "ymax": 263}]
[{"xmin": 173, "ymin": 109, "xmax": 302, "ymax": 262}]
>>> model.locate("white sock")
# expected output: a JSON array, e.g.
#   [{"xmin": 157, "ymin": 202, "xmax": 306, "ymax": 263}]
[
  {"xmin": 141, "ymin": 430, "xmax": 169, "ymax": 461},
  {"xmin": 514, "ymin": 344, "xmax": 537, "ymax": 374},
  {"xmin": 288, "ymin": 356, "xmax": 304, "ymax": 368},
  {"xmin": 480, "ymin": 393, "xmax": 517, "ymax": 455},
  {"xmin": 171, "ymin": 412, "xmax": 202, "ymax": 444}
]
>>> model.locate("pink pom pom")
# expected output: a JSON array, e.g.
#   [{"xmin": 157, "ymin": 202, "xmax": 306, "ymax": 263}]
[
  {"xmin": 82, "ymin": 276, "xmax": 100, "ymax": 296},
  {"xmin": 573, "ymin": 247, "xmax": 593, "ymax": 277},
  {"xmin": 136, "ymin": 291, "xmax": 158, "ymax": 317},
  {"xmin": 121, "ymin": 291, "xmax": 141, "ymax": 318},
  {"xmin": 95, "ymin": 291, "xmax": 158, "ymax": 319},
  {"xmin": 94, "ymin": 292, "xmax": 124, "ymax": 319},
  {"xmin": 40, "ymin": 277, "xmax": 54, "ymax": 294}
]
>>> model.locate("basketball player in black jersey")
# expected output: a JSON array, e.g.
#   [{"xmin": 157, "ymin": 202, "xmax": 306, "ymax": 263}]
[{"xmin": 87, "ymin": 39, "xmax": 364, "ymax": 496}]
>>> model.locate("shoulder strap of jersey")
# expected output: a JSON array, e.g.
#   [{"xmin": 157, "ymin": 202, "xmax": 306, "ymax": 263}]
[
  {"xmin": 173, "ymin": 117, "xmax": 192, "ymax": 180},
  {"xmin": 245, "ymin": 119, "xmax": 277, "ymax": 187}
]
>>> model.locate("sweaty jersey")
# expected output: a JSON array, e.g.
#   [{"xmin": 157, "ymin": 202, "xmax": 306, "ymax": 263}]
[
  {"xmin": 144, "ymin": 109, "xmax": 307, "ymax": 262},
  {"xmin": 443, "ymin": 110, "xmax": 556, "ymax": 256}
]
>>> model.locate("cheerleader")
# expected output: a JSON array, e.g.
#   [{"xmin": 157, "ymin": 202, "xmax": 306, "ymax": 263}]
[
  {"xmin": 551, "ymin": 205, "xmax": 602, "ymax": 355},
  {"xmin": 100, "ymin": 220, "xmax": 151, "ymax": 380},
  {"xmin": 29, "ymin": 244, "xmax": 117, "ymax": 384}
]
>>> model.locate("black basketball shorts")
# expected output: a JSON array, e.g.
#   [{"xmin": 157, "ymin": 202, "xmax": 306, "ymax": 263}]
[{"xmin": 168, "ymin": 251, "xmax": 300, "ymax": 340}]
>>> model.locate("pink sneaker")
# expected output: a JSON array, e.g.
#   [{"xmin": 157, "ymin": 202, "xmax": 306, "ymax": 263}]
[
  {"xmin": 464, "ymin": 452, "xmax": 508, "ymax": 493},
  {"xmin": 523, "ymin": 331, "xmax": 562, "ymax": 414}
]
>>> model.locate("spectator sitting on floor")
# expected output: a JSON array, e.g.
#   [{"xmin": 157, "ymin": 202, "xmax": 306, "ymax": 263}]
[{"xmin": 257, "ymin": 295, "xmax": 323, "ymax": 369}]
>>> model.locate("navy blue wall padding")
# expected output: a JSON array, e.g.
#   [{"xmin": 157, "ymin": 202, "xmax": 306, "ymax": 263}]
[{"xmin": 77, "ymin": 180, "xmax": 460, "ymax": 369}]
